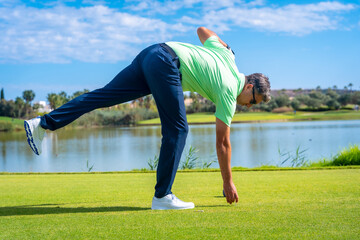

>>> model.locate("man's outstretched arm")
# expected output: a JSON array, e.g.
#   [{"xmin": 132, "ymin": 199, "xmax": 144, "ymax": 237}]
[
  {"xmin": 216, "ymin": 117, "xmax": 239, "ymax": 204},
  {"xmin": 197, "ymin": 26, "xmax": 228, "ymax": 47}
]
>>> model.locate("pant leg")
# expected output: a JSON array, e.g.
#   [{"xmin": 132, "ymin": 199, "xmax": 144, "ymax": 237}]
[
  {"xmin": 41, "ymin": 58, "xmax": 150, "ymax": 130},
  {"xmin": 140, "ymin": 45, "xmax": 188, "ymax": 198}
]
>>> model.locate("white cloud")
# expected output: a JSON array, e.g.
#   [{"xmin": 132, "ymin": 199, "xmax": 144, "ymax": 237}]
[
  {"xmin": 179, "ymin": 1, "xmax": 356, "ymax": 35},
  {"xmin": 126, "ymin": 0, "xmax": 184, "ymax": 15},
  {"xmin": 126, "ymin": 1, "xmax": 355, "ymax": 35},
  {"xmin": 0, "ymin": 0, "xmax": 20, "ymax": 6},
  {"xmin": 246, "ymin": 0, "xmax": 266, "ymax": 7},
  {"xmin": 0, "ymin": 4, "xmax": 184, "ymax": 63},
  {"xmin": 127, "ymin": 1, "xmax": 149, "ymax": 11},
  {"xmin": 126, "ymin": 0, "xmax": 242, "ymax": 14},
  {"xmin": 0, "ymin": 1, "xmax": 357, "ymax": 63},
  {"xmin": 292, "ymin": 1, "xmax": 355, "ymax": 12}
]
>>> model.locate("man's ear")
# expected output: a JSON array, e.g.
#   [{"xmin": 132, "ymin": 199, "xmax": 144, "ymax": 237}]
[{"xmin": 245, "ymin": 84, "xmax": 253, "ymax": 90}]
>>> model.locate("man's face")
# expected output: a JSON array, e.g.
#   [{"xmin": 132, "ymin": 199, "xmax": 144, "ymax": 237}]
[{"xmin": 237, "ymin": 84, "xmax": 263, "ymax": 108}]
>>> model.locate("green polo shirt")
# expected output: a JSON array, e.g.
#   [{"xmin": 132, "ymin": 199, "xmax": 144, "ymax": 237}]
[{"xmin": 166, "ymin": 36, "xmax": 245, "ymax": 126}]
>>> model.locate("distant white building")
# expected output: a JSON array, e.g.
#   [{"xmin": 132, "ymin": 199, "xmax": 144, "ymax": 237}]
[
  {"xmin": 34, "ymin": 101, "xmax": 52, "ymax": 113},
  {"xmin": 184, "ymin": 98, "xmax": 193, "ymax": 106}
]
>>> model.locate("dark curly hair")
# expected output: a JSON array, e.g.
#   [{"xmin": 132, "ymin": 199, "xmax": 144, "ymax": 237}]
[{"xmin": 245, "ymin": 73, "xmax": 271, "ymax": 103}]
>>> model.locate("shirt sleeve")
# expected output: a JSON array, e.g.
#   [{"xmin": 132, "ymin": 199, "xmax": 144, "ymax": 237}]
[
  {"xmin": 214, "ymin": 94, "xmax": 236, "ymax": 127},
  {"xmin": 204, "ymin": 36, "xmax": 226, "ymax": 50},
  {"xmin": 204, "ymin": 36, "xmax": 234, "ymax": 60}
]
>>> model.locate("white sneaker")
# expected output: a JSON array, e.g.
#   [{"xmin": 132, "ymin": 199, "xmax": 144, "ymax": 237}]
[
  {"xmin": 24, "ymin": 117, "xmax": 45, "ymax": 155},
  {"xmin": 151, "ymin": 194, "xmax": 195, "ymax": 210}
]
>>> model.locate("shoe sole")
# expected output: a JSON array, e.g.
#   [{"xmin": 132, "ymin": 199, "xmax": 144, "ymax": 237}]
[
  {"xmin": 151, "ymin": 206, "xmax": 195, "ymax": 210},
  {"xmin": 24, "ymin": 121, "xmax": 40, "ymax": 155},
  {"xmin": 151, "ymin": 204, "xmax": 195, "ymax": 210}
]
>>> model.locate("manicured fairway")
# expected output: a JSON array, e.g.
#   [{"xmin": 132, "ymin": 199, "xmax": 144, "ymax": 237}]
[
  {"xmin": 0, "ymin": 169, "xmax": 359, "ymax": 239},
  {"xmin": 2, "ymin": 111, "xmax": 360, "ymax": 130},
  {"xmin": 138, "ymin": 110, "xmax": 360, "ymax": 125},
  {"xmin": 0, "ymin": 116, "xmax": 24, "ymax": 131}
]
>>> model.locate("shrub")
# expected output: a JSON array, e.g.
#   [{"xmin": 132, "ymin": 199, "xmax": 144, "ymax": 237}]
[
  {"xmin": 332, "ymin": 145, "xmax": 360, "ymax": 166},
  {"xmin": 290, "ymin": 99, "xmax": 301, "ymax": 111},
  {"xmin": 272, "ymin": 107, "xmax": 293, "ymax": 113},
  {"xmin": 68, "ymin": 108, "xmax": 159, "ymax": 127},
  {"xmin": 0, "ymin": 120, "xmax": 13, "ymax": 131},
  {"xmin": 326, "ymin": 99, "xmax": 341, "ymax": 110},
  {"xmin": 274, "ymin": 95, "xmax": 290, "ymax": 108},
  {"xmin": 310, "ymin": 145, "xmax": 360, "ymax": 167}
]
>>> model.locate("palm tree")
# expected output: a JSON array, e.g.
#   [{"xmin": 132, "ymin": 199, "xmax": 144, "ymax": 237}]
[
  {"xmin": 47, "ymin": 93, "xmax": 60, "ymax": 110},
  {"xmin": 22, "ymin": 90, "xmax": 35, "ymax": 117},
  {"xmin": 15, "ymin": 97, "xmax": 25, "ymax": 118},
  {"xmin": 348, "ymin": 83, "xmax": 353, "ymax": 92},
  {"xmin": 22, "ymin": 90, "xmax": 35, "ymax": 105}
]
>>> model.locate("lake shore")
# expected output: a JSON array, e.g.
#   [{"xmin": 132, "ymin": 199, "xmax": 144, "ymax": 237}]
[
  {"xmin": 1, "ymin": 110, "xmax": 360, "ymax": 131},
  {"xmin": 1, "ymin": 165, "xmax": 359, "ymax": 174},
  {"xmin": 138, "ymin": 110, "xmax": 360, "ymax": 126}
]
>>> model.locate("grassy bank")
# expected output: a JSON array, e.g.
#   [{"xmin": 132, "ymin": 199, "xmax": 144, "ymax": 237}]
[
  {"xmin": 309, "ymin": 145, "xmax": 360, "ymax": 167},
  {"xmin": 0, "ymin": 169, "xmax": 359, "ymax": 239},
  {"xmin": 0, "ymin": 116, "xmax": 24, "ymax": 131},
  {"xmin": 1, "ymin": 110, "xmax": 360, "ymax": 131},
  {"xmin": 138, "ymin": 110, "xmax": 360, "ymax": 125}
]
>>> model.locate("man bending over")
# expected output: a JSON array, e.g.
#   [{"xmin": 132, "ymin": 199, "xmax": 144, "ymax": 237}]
[{"xmin": 25, "ymin": 27, "xmax": 271, "ymax": 210}]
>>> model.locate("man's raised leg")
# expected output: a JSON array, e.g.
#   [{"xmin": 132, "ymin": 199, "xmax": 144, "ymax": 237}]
[{"xmin": 25, "ymin": 58, "xmax": 150, "ymax": 155}]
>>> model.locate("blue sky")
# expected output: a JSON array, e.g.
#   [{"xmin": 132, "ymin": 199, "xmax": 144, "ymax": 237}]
[{"xmin": 0, "ymin": 0, "xmax": 359, "ymax": 102}]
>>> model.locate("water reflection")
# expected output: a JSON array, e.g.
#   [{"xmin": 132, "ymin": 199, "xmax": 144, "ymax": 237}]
[{"xmin": 0, "ymin": 120, "xmax": 359, "ymax": 172}]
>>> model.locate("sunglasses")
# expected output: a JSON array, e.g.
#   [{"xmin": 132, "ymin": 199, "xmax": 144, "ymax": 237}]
[{"xmin": 250, "ymin": 86, "xmax": 257, "ymax": 105}]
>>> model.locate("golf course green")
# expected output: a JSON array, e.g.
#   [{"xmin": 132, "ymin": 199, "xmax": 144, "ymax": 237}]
[
  {"xmin": 138, "ymin": 110, "xmax": 360, "ymax": 125},
  {"xmin": 1, "ymin": 168, "xmax": 359, "ymax": 239},
  {"xmin": 1, "ymin": 110, "xmax": 360, "ymax": 131}
]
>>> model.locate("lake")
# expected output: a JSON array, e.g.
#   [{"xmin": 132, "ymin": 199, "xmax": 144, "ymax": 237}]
[{"xmin": 1, "ymin": 120, "xmax": 359, "ymax": 172}]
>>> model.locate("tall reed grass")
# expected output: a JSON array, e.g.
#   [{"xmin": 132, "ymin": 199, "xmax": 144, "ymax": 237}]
[{"xmin": 310, "ymin": 145, "xmax": 360, "ymax": 167}]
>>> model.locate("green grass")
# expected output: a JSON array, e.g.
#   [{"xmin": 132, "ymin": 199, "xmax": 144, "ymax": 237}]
[
  {"xmin": 310, "ymin": 145, "xmax": 360, "ymax": 167},
  {"xmin": 1, "ymin": 110, "xmax": 360, "ymax": 130},
  {"xmin": 0, "ymin": 116, "xmax": 24, "ymax": 125},
  {"xmin": 138, "ymin": 110, "xmax": 360, "ymax": 125},
  {"xmin": 1, "ymin": 169, "xmax": 359, "ymax": 239},
  {"xmin": 0, "ymin": 116, "xmax": 24, "ymax": 131}
]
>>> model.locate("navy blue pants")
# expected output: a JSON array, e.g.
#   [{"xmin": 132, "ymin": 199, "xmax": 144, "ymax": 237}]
[{"xmin": 40, "ymin": 44, "xmax": 188, "ymax": 198}]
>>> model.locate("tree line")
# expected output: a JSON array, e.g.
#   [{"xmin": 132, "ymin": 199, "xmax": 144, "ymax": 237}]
[
  {"xmin": 0, "ymin": 87, "xmax": 359, "ymax": 122},
  {"xmin": 187, "ymin": 88, "xmax": 360, "ymax": 113},
  {"xmin": 250, "ymin": 88, "xmax": 360, "ymax": 113},
  {"xmin": 0, "ymin": 88, "xmax": 93, "ymax": 119},
  {"xmin": 0, "ymin": 88, "xmax": 159, "ymax": 126}
]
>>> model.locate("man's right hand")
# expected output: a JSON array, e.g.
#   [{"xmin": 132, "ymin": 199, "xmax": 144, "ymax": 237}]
[{"xmin": 223, "ymin": 181, "xmax": 239, "ymax": 204}]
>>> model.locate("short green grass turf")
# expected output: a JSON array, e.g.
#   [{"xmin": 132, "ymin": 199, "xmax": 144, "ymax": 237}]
[
  {"xmin": 2, "ymin": 111, "xmax": 359, "ymax": 128},
  {"xmin": 0, "ymin": 116, "xmax": 24, "ymax": 131},
  {"xmin": 138, "ymin": 110, "xmax": 360, "ymax": 125},
  {"xmin": 0, "ymin": 169, "xmax": 359, "ymax": 239},
  {"xmin": 0, "ymin": 116, "xmax": 24, "ymax": 124}
]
